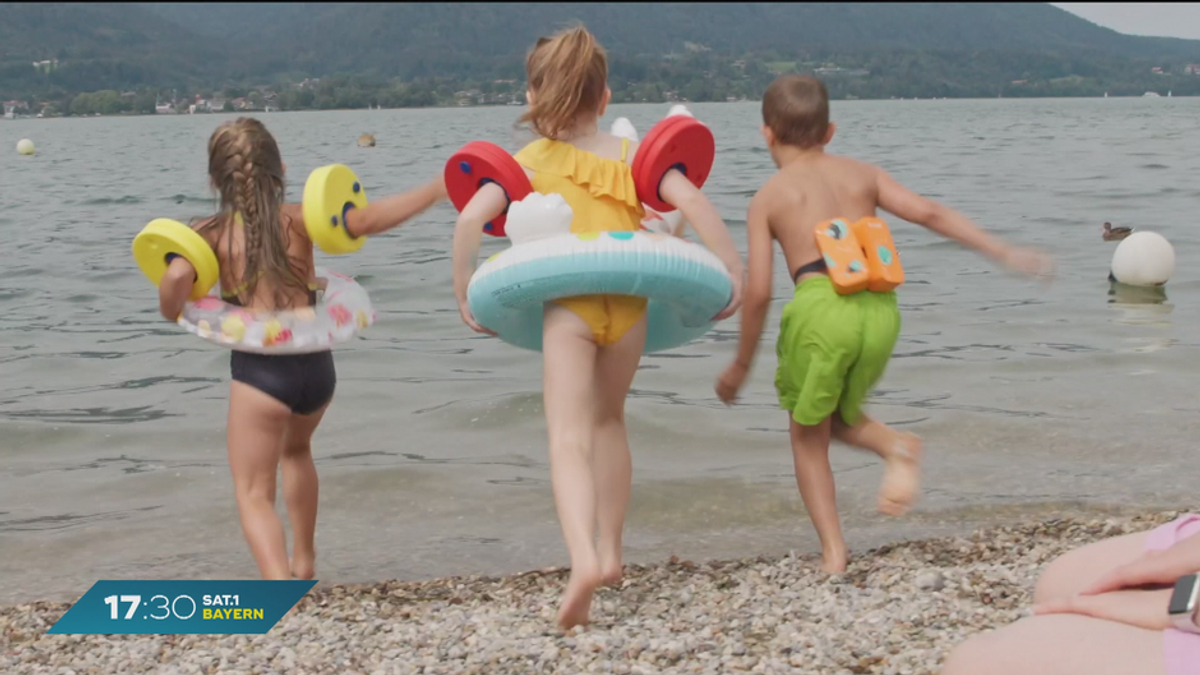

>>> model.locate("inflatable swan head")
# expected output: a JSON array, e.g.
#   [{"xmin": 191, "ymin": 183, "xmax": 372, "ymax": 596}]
[
  {"xmin": 667, "ymin": 104, "xmax": 694, "ymax": 118},
  {"xmin": 610, "ymin": 104, "xmax": 694, "ymax": 144},
  {"xmin": 609, "ymin": 105, "xmax": 694, "ymax": 236},
  {"xmin": 611, "ymin": 117, "xmax": 639, "ymax": 143},
  {"xmin": 504, "ymin": 192, "xmax": 574, "ymax": 246}
]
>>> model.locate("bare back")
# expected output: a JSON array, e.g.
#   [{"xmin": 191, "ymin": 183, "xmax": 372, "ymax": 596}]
[
  {"xmin": 196, "ymin": 203, "xmax": 317, "ymax": 311},
  {"xmin": 760, "ymin": 154, "xmax": 882, "ymax": 282}
]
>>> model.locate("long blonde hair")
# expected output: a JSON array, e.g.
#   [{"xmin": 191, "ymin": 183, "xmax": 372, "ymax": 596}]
[
  {"xmin": 201, "ymin": 118, "xmax": 306, "ymax": 308},
  {"xmin": 520, "ymin": 25, "xmax": 608, "ymax": 140}
]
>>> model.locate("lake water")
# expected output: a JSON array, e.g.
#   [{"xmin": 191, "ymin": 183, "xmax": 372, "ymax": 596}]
[{"xmin": 1, "ymin": 99, "xmax": 1198, "ymax": 605}]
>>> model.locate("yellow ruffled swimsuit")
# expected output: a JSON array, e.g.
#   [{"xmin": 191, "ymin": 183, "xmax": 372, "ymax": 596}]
[{"xmin": 514, "ymin": 138, "xmax": 648, "ymax": 347}]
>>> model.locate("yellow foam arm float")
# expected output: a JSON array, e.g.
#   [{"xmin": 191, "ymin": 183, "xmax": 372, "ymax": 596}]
[
  {"xmin": 302, "ymin": 164, "xmax": 369, "ymax": 255},
  {"xmin": 132, "ymin": 219, "xmax": 220, "ymax": 300},
  {"xmin": 134, "ymin": 164, "xmax": 369, "ymax": 300}
]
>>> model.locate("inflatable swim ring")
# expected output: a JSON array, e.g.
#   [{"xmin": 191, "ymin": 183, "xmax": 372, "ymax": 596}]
[
  {"xmin": 467, "ymin": 194, "xmax": 732, "ymax": 353},
  {"xmin": 132, "ymin": 218, "xmax": 375, "ymax": 353},
  {"xmin": 178, "ymin": 267, "xmax": 376, "ymax": 354}
]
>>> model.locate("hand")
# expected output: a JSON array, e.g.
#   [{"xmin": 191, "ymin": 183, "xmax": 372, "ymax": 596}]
[
  {"xmin": 1001, "ymin": 246, "xmax": 1055, "ymax": 283},
  {"xmin": 458, "ymin": 298, "xmax": 495, "ymax": 336},
  {"xmin": 715, "ymin": 361, "xmax": 750, "ymax": 405},
  {"xmin": 1082, "ymin": 538, "xmax": 1200, "ymax": 596},
  {"xmin": 1033, "ymin": 588, "xmax": 1172, "ymax": 632},
  {"xmin": 433, "ymin": 175, "xmax": 449, "ymax": 202},
  {"xmin": 713, "ymin": 268, "xmax": 744, "ymax": 321}
]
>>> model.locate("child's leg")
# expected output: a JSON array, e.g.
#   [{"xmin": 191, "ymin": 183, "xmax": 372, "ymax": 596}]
[
  {"xmin": 226, "ymin": 381, "xmax": 292, "ymax": 579},
  {"xmin": 831, "ymin": 415, "xmax": 922, "ymax": 516},
  {"xmin": 542, "ymin": 303, "xmax": 603, "ymax": 628},
  {"xmin": 280, "ymin": 403, "xmax": 328, "ymax": 580},
  {"xmin": 836, "ymin": 291, "xmax": 909, "ymax": 515},
  {"xmin": 789, "ymin": 415, "xmax": 848, "ymax": 572},
  {"xmin": 592, "ymin": 316, "xmax": 648, "ymax": 586}
]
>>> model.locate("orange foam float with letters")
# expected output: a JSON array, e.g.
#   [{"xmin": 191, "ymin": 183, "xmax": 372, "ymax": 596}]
[
  {"xmin": 814, "ymin": 217, "xmax": 904, "ymax": 295},
  {"xmin": 852, "ymin": 217, "xmax": 904, "ymax": 292},
  {"xmin": 814, "ymin": 218, "xmax": 870, "ymax": 295}
]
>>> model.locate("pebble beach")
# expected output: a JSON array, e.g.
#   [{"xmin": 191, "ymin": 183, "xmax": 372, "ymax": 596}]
[{"xmin": 2, "ymin": 510, "xmax": 1188, "ymax": 675}]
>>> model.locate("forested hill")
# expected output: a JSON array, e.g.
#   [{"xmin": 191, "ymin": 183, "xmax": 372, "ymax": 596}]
[
  {"xmin": 136, "ymin": 2, "xmax": 1200, "ymax": 78},
  {"xmin": 3, "ymin": 2, "xmax": 1200, "ymax": 107}
]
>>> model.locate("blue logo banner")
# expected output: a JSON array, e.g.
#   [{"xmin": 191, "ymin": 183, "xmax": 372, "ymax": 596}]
[{"xmin": 47, "ymin": 580, "xmax": 316, "ymax": 635}]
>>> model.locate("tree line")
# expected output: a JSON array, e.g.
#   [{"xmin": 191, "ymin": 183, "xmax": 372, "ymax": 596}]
[{"xmin": 4, "ymin": 48, "xmax": 1199, "ymax": 117}]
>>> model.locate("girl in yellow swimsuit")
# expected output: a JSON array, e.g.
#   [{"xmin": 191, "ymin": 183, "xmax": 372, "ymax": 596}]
[{"xmin": 451, "ymin": 26, "xmax": 744, "ymax": 629}]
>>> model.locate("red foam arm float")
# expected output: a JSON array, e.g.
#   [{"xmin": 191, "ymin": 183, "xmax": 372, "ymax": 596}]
[
  {"xmin": 444, "ymin": 141, "xmax": 533, "ymax": 238},
  {"xmin": 631, "ymin": 116, "xmax": 715, "ymax": 213}
]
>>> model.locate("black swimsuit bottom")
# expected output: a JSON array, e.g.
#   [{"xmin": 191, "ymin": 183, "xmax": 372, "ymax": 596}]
[
  {"xmin": 226, "ymin": 291, "xmax": 335, "ymax": 416},
  {"xmin": 792, "ymin": 258, "xmax": 829, "ymax": 284},
  {"xmin": 230, "ymin": 351, "xmax": 336, "ymax": 416}
]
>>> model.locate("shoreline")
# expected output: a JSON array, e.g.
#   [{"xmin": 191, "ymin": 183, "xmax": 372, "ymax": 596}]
[
  {"xmin": 2, "ymin": 509, "xmax": 1190, "ymax": 674},
  {"xmin": 4, "ymin": 93, "xmax": 1197, "ymax": 122}
]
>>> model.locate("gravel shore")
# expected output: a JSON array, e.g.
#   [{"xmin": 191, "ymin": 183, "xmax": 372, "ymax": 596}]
[{"xmin": 2, "ymin": 510, "xmax": 1185, "ymax": 675}]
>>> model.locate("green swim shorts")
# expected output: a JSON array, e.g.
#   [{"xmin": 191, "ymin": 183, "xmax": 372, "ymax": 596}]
[{"xmin": 775, "ymin": 275, "xmax": 901, "ymax": 427}]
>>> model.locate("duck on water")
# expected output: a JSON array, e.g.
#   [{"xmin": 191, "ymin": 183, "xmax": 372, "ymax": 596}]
[{"xmin": 1103, "ymin": 222, "xmax": 1133, "ymax": 242}]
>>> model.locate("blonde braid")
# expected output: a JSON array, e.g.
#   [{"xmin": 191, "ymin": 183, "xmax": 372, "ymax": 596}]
[
  {"xmin": 206, "ymin": 118, "xmax": 302, "ymax": 309},
  {"xmin": 229, "ymin": 138, "xmax": 256, "ymax": 276}
]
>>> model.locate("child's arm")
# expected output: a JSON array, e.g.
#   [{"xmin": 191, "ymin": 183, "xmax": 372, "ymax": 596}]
[
  {"xmin": 716, "ymin": 189, "xmax": 772, "ymax": 404},
  {"xmin": 876, "ymin": 169, "xmax": 1053, "ymax": 280},
  {"xmin": 344, "ymin": 177, "xmax": 448, "ymax": 239},
  {"xmin": 158, "ymin": 257, "xmax": 196, "ymax": 321},
  {"xmin": 451, "ymin": 182, "xmax": 508, "ymax": 334},
  {"xmin": 659, "ymin": 170, "xmax": 745, "ymax": 320}
]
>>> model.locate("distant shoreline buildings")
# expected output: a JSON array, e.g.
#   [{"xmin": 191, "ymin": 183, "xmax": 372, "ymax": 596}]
[{"xmin": 5, "ymin": 54, "xmax": 1200, "ymax": 121}]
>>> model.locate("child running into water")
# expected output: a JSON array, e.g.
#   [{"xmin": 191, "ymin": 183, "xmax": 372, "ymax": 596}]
[
  {"xmin": 157, "ymin": 118, "xmax": 447, "ymax": 580},
  {"xmin": 715, "ymin": 76, "xmax": 1054, "ymax": 573},
  {"xmin": 452, "ymin": 27, "xmax": 745, "ymax": 628}
]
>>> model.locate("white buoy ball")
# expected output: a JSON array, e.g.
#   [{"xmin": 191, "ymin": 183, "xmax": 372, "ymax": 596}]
[
  {"xmin": 16, "ymin": 139, "xmax": 35, "ymax": 156},
  {"xmin": 1110, "ymin": 231, "xmax": 1175, "ymax": 286}
]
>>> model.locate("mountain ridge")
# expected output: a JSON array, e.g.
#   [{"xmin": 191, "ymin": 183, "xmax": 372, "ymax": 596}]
[
  {"xmin": 3, "ymin": 3, "xmax": 1199, "ymax": 105},
  {"xmin": 135, "ymin": 2, "xmax": 1200, "ymax": 75}
]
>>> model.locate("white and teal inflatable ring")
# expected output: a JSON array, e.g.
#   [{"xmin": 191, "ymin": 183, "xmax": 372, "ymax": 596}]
[{"xmin": 467, "ymin": 231, "xmax": 733, "ymax": 352}]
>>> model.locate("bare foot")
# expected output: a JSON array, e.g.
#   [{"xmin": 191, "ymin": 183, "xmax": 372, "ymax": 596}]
[
  {"xmin": 558, "ymin": 564, "xmax": 604, "ymax": 630},
  {"xmin": 290, "ymin": 552, "xmax": 315, "ymax": 580},
  {"xmin": 878, "ymin": 433, "xmax": 923, "ymax": 517},
  {"xmin": 598, "ymin": 546, "xmax": 623, "ymax": 587},
  {"xmin": 820, "ymin": 546, "xmax": 849, "ymax": 573}
]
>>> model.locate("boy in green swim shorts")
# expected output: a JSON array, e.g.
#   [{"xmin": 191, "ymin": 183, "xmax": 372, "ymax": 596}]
[{"xmin": 715, "ymin": 75, "xmax": 1054, "ymax": 573}]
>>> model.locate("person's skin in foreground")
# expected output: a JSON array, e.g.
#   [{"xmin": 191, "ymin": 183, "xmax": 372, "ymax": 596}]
[
  {"xmin": 715, "ymin": 76, "xmax": 1053, "ymax": 573},
  {"xmin": 451, "ymin": 27, "xmax": 744, "ymax": 629},
  {"xmin": 941, "ymin": 515, "xmax": 1200, "ymax": 675},
  {"xmin": 158, "ymin": 117, "xmax": 447, "ymax": 580}
]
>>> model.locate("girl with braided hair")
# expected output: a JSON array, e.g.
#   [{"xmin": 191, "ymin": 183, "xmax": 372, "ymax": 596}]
[{"xmin": 157, "ymin": 118, "xmax": 446, "ymax": 579}]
